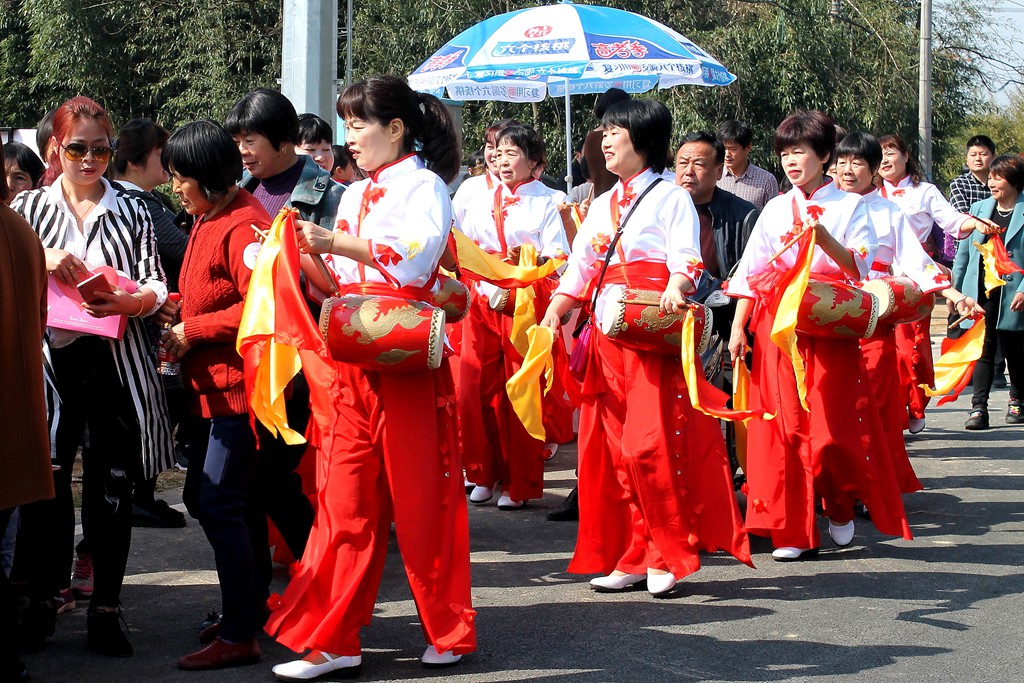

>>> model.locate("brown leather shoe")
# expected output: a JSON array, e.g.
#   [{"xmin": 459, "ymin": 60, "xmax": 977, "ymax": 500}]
[{"xmin": 177, "ymin": 637, "xmax": 260, "ymax": 670}]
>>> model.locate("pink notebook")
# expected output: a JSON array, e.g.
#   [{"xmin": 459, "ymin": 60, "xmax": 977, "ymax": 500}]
[{"xmin": 46, "ymin": 266, "xmax": 138, "ymax": 340}]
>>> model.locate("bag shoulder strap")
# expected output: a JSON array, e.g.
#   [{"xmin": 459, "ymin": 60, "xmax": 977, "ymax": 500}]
[{"xmin": 590, "ymin": 177, "xmax": 663, "ymax": 309}]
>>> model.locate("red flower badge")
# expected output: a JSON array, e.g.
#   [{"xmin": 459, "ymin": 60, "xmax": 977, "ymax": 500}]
[
  {"xmin": 590, "ymin": 232, "xmax": 611, "ymax": 255},
  {"xmin": 335, "ymin": 218, "xmax": 351, "ymax": 234},
  {"xmin": 806, "ymin": 204, "xmax": 825, "ymax": 221},
  {"xmin": 891, "ymin": 188, "xmax": 905, "ymax": 198},
  {"xmin": 617, "ymin": 183, "xmax": 636, "ymax": 208},
  {"xmin": 375, "ymin": 243, "xmax": 403, "ymax": 266}
]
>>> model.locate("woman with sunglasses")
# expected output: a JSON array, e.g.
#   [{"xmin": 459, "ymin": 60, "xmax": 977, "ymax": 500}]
[
  {"xmin": 540, "ymin": 98, "xmax": 751, "ymax": 597},
  {"xmin": 458, "ymin": 123, "xmax": 570, "ymax": 510},
  {"xmin": 11, "ymin": 96, "xmax": 173, "ymax": 657}
]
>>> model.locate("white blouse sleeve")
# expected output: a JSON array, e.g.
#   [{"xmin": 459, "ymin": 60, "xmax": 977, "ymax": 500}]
[
  {"xmin": 365, "ymin": 176, "xmax": 451, "ymax": 288},
  {"xmin": 538, "ymin": 200, "xmax": 570, "ymax": 260},
  {"xmin": 894, "ymin": 209, "xmax": 951, "ymax": 293},
  {"xmin": 724, "ymin": 210, "xmax": 773, "ymax": 299},
  {"xmin": 845, "ymin": 197, "xmax": 877, "ymax": 280},
  {"xmin": 922, "ymin": 183, "xmax": 969, "ymax": 236},
  {"xmin": 554, "ymin": 214, "xmax": 604, "ymax": 300},
  {"xmin": 664, "ymin": 188, "xmax": 704, "ymax": 283}
]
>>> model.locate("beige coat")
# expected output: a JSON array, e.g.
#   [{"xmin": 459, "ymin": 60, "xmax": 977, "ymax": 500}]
[{"xmin": 0, "ymin": 203, "xmax": 54, "ymax": 509}]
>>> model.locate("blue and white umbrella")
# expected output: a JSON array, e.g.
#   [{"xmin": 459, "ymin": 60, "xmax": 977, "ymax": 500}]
[{"xmin": 408, "ymin": 1, "xmax": 735, "ymax": 189}]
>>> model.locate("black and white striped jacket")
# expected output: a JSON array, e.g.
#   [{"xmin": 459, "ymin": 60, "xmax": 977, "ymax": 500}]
[{"xmin": 12, "ymin": 177, "xmax": 175, "ymax": 477}]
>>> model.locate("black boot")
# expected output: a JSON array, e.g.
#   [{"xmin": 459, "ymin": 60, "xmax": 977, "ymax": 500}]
[
  {"xmin": 547, "ymin": 487, "xmax": 579, "ymax": 521},
  {"xmin": 17, "ymin": 601, "xmax": 55, "ymax": 654},
  {"xmin": 87, "ymin": 607, "xmax": 133, "ymax": 657}
]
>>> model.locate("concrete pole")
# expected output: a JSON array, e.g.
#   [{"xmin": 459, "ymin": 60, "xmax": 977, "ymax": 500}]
[
  {"xmin": 918, "ymin": 0, "xmax": 933, "ymax": 179},
  {"xmin": 281, "ymin": 0, "xmax": 340, "ymax": 134}
]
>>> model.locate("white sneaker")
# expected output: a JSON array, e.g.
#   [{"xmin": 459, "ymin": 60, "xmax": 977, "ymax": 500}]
[
  {"xmin": 646, "ymin": 570, "xmax": 677, "ymax": 596},
  {"xmin": 589, "ymin": 572, "xmax": 645, "ymax": 592},
  {"xmin": 468, "ymin": 485, "xmax": 494, "ymax": 504},
  {"xmin": 908, "ymin": 417, "xmax": 926, "ymax": 434},
  {"xmin": 421, "ymin": 645, "xmax": 462, "ymax": 668},
  {"xmin": 543, "ymin": 443, "xmax": 558, "ymax": 461},
  {"xmin": 771, "ymin": 547, "xmax": 819, "ymax": 562},
  {"xmin": 272, "ymin": 652, "xmax": 361, "ymax": 680},
  {"xmin": 496, "ymin": 495, "xmax": 524, "ymax": 510},
  {"xmin": 828, "ymin": 519, "xmax": 855, "ymax": 547}
]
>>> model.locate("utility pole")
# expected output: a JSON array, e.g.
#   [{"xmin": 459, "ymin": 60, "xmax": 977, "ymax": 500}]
[
  {"xmin": 918, "ymin": 0, "xmax": 933, "ymax": 179},
  {"xmin": 281, "ymin": 0, "xmax": 340, "ymax": 134}
]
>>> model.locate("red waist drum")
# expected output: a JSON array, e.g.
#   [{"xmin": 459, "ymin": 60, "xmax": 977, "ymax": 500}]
[
  {"xmin": 319, "ymin": 295, "xmax": 445, "ymax": 372},
  {"xmin": 795, "ymin": 279, "xmax": 880, "ymax": 339},
  {"xmin": 600, "ymin": 285, "xmax": 713, "ymax": 355},
  {"xmin": 433, "ymin": 273, "xmax": 470, "ymax": 323},
  {"xmin": 860, "ymin": 276, "xmax": 934, "ymax": 325},
  {"xmin": 488, "ymin": 286, "xmax": 517, "ymax": 317}
]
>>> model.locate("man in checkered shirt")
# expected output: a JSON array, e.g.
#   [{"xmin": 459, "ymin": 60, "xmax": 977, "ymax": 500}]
[
  {"xmin": 949, "ymin": 134, "xmax": 994, "ymax": 213},
  {"xmin": 715, "ymin": 120, "xmax": 779, "ymax": 210}
]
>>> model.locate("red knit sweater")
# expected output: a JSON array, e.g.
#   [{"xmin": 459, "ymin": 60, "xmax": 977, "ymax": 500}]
[{"xmin": 179, "ymin": 189, "xmax": 270, "ymax": 418}]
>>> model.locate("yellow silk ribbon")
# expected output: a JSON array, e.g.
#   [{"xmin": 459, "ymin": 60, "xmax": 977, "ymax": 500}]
[
  {"xmin": 236, "ymin": 209, "xmax": 306, "ymax": 445},
  {"xmin": 451, "ymin": 228, "xmax": 565, "ymax": 286},
  {"xmin": 769, "ymin": 230, "xmax": 816, "ymax": 411},
  {"xmin": 732, "ymin": 358, "xmax": 752, "ymax": 472},
  {"xmin": 505, "ymin": 324, "xmax": 555, "ymax": 441},
  {"xmin": 974, "ymin": 240, "xmax": 1008, "ymax": 295},
  {"xmin": 921, "ymin": 316, "xmax": 986, "ymax": 398},
  {"xmin": 509, "ymin": 245, "xmax": 540, "ymax": 357}
]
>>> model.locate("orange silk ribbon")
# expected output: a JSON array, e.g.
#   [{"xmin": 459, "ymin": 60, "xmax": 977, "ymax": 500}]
[
  {"xmin": 921, "ymin": 316, "xmax": 986, "ymax": 405},
  {"xmin": 768, "ymin": 229, "xmax": 816, "ymax": 411}
]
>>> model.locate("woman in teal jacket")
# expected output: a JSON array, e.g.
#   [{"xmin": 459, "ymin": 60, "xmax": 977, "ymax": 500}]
[{"xmin": 952, "ymin": 154, "xmax": 1024, "ymax": 429}]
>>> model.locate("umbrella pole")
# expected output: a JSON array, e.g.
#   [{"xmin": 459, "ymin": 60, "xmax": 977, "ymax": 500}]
[{"xmin": 564, "ymin": 78, "xmax": 573, "ymax": 195}]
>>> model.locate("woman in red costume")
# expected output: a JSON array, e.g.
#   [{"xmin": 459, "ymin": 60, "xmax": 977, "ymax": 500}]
[
  {"xmin": 727, "ymin": 111, "xmax": 912, "ymax": 561},
  {"xmin": 264, "ymin": 75, "xmax": 475, "ymax": 680},
  {"xmin": 540, "ymin": 98, "xmax": 751, "ymax": 597},
  {"xmin": 459, "ymin": 124, "xmax": 570, "ymax": 509}
]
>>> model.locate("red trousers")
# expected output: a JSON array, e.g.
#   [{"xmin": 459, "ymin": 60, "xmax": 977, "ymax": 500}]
[
  {"xmin": 265, "ymin": 360, "xmax": 476, "ymax": 656},
  {"xmin": 861, "ymin": 332, "xmax": 923, "ymax": 494},
  {"xmin": 458, "ymin": 293, "xmax": 545, "ymax": 500},
  {"xmin": 745, "ymin": 307, "xmax": 912, "ymax": 548},
  {"xmin": 568, "ymin": 330, "xmax": 752, "ymax": 578},
  {"xmin": 896, "ymin": 317, "xmax": 934, "ymax": 420}
]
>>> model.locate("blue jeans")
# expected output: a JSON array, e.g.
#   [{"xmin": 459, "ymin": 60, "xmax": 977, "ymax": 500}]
[{"xmin": 183, "ymin": 414, "xmax": 262, "ymax": 642}]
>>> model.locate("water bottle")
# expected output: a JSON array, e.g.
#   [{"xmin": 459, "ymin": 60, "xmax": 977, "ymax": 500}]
[{"xmin": 157, "ymin": 293, "xmax": 182, "ymax": 376}]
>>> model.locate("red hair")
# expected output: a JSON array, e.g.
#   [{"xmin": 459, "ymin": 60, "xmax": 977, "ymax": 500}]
[{"xmin": 42, "ymin": 96, "xmax": 115, "ymax": 187}]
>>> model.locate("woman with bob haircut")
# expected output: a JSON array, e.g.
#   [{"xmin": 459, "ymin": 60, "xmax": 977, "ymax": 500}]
[
  {"xmin": 727, "ymin": 111, "xmax": 912, "ymax": 561},
  {"xmin": 12, "ymin": 95, "xmax": 172, "ymax": 657},
  {"xmin": 162, "ymin": 120, "xmax": 273, "ymax": 671},
  {"xmin": 459, "ymin": 123, "xmax": 570, "ymax": 510},
  {"xmin": 953, "ymin": 154, "xmax": 1024, "ymax": 429},
  {"xmin": 264, "ymin": 75, "xmax": 476, "ymax": 679},
  {"xmin": 834, "ymin": 131, "xmax": 982, "ymax": 492},
  {"xmin": 3, "ymin": 141, "xmax": 46, "ymax": 204},
  {"xmin": 877, "ymin": 134, "xmax": 991, "ymax": 434},
  {"xmin": 540, "ymin": 98, "xmax": 751, "ymax": 598}
]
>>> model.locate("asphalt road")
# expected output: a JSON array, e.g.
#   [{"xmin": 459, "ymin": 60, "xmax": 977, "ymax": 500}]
[{"xmin": 21, "ymin": 339, "xmax": 1024, "ymax": 682}]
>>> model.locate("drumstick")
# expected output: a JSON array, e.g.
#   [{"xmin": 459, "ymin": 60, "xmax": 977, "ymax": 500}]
[
  {"xmin": 766, "ymin": 226, "xmax": 811, "ymax": 266},
  {"xmin": 947, "ymin": 313, "xmax": 973, "ymax": 330},
  {"xmin": 310, "ymin": 254, "xmax": 341, "ymax": 297},
  {"xmin": 251, "ymin": 224, "xmax": 270, "ymax": 241}
]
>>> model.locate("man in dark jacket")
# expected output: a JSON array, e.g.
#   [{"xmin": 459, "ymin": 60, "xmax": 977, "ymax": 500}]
[{"xmin": 675, "ymin": 131, "xmax": 759, "ymax": 338}]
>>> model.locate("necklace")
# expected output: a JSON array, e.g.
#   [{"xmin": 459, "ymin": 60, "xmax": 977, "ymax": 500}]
[{"xmin": 996, "ymin": 206, "xmax": 1014, "ymax": 217}]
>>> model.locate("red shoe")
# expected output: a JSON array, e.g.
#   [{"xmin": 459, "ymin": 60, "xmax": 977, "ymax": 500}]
[{"xmin": 177, "ymin": 637, "xmax": 260, "ymax": 670}]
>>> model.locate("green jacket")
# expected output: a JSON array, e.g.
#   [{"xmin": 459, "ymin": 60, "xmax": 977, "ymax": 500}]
[
  {"xmin": 952, "ymin": 194, "xmax": 1024, "ymax": 332},
  {"xmin": 240, "ymin": 155, "xmax": 345, "ymax": 231}
]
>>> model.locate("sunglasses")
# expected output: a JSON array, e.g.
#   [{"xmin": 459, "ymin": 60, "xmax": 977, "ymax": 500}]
[{"xmin": 59, "ymin": 141, "xmax": 113, "ymax": 164}]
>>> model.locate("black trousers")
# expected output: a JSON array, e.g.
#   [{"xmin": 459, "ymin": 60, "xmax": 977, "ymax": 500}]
[
  {"xmin": 971, "ymin": 288, "xmax": 1024, "ymax": 407},
  {"xmin": 17, "ymin": 338, "xmax": 139, "ymax": 608},
  {"xmin": 0, "ymin": 508, "xmax": 18, "ymax": 678}
]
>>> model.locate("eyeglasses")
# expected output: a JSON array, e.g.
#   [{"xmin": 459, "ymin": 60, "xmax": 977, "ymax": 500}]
[{"xmin": 59, "ymin": 141, "xmax": 113, "ymax": 164}]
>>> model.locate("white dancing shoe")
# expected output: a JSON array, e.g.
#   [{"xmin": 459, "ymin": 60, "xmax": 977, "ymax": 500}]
[
  {"xmin": 908, "ymin": 417, "xmax": 926, "ymax": 434},
  {"xmin": 828, "ymin": 519, "xmax": 855, "ymax": 547},
  {"xmin": 589, "ymin": 573, "xmax": 646, "ymax": 592},
  {"xmin": 496, "ymin": 495, "xmax": 524, "ymax": 510},
  {"xmin": 771, "ymin": 547, "xmax": 819, "ymax": 562},
  {"xmin": 647, "ymin": 570, "xmax": 677, "ymax": 597},
  {"xmin": 272, "ymin": 652, "xmax": 361, "ymax": 680},
  {"xmin": 469, "ymin": 485, "xmax": 495, "ymax": 504},
  {"xmin": 421, "ymin": 645, "xmax": 462, "ymax": 668},
  {"xmin": 543, "ymin": 443, "xmax": 559, "ymax": 461}
]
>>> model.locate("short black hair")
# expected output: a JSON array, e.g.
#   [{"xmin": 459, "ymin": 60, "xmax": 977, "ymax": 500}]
[
  {"xmin": 834, "ymin": 131, "xmax": 882, "ymax": 173},
  {"xmin": 966, "ymin": 135, "xmax": 996, "ymax": 155},
  {"xmin": 297, "ymin": 113, "xmax": 333, "ymax": 146},
  {"xmin": 332, "ymin": 144, "xmax": 353, "ymax": 171},
  {"xmin": 224, "ymin": 89, "xmax": 299, "ymax": 150},
  {"xmin": 162, "ymin": 119, "xmax": 242, "ymax": 201},
  {"xmin": 113, "ymin": 119, "xmax": 170, "ymax": 176},
  {"xmin": 594, "ymin": 88, "xmax": 630, "ymax": 119},
  {"xmin": 3, "ymin": 140, "xmax": 46, "ymax": 187},
  {"xmin": 773, "ymin": 110, "xmax": 836, "ymax": 165},
  {"xmin": 679, "ymin": 131, "xmax": 725, "ymax": 165},
  {"xmin": 35, "ymin": 108, "xmax": 56, "ymax": 159},
  {"xmin": 990, "ymin": 154, "xmax": 1024, "ymax": 192},
  {"xmin": 716, "ymin": 120, "xmax": 753, "ymax": 148},
  {"xmin": 467, "ymin": 148, "xmax": 485, "ymax": 168},
  {"xmin": 496, "ymin": 124, "xmax": 547, "ymax": 167},
  {"xmin": 601, "ymin": 99, "xmax": 672, "ymax": 174}
]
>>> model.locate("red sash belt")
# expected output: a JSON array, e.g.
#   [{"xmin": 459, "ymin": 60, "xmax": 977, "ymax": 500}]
[
  {"xmin": 339, "ymin": 276, "xmax": 437, "ymax": 304},
  {"xmin": 603, "ymin": 260, "xmax": 670, "ymax": 290},
  {"xmin": 871, "ymin": 260, "xmax": 892, "ymax": 274}
]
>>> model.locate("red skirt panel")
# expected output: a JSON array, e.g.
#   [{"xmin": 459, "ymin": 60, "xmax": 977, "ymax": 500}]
[
  {"xmin": 896, "ymin": 318, "xmax": 934, "ymax": 420},
  {"xmin": 568, "ymin": 330, "xmax": 751, "ymax": 578},
  {"xmin": 265, "ymin": 360, "xmax": 476, "ymax": 656},
  {"xmin": 745, "ymin": 307, "xmax": 913, "ymax": 548},
  {"xmin": 861, "ymin": 332, "xmax": 923, "ymax": 493}
]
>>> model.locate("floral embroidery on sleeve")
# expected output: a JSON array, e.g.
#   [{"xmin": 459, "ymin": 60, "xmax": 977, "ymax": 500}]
[
  {"xmin": 336, "ymin": 218, "xmax": 351, "ymax": 234},
  {"xmin": 926, "ymin": 263, "xmax": 951, "ymax": 285},
  {"xmin": 683, "ymin": 255, "xmax": 705, "ymax": 281},
  {"xmin": 375, "ymin": 243, "xmax": 403, "ymax": 266},
  {"xmin": 400, "ymin": 239, "xmax": 424, "ymax": 261}
]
